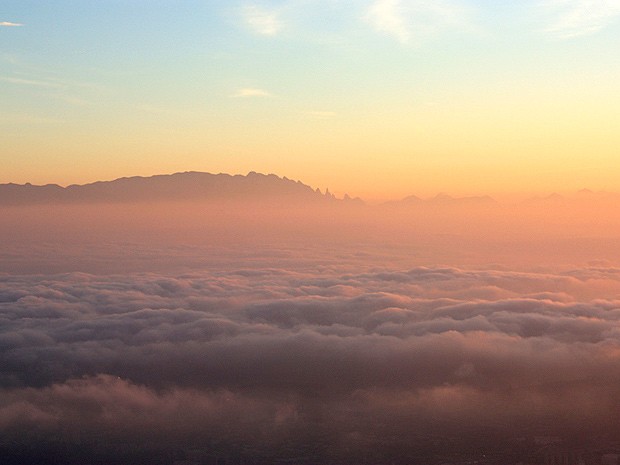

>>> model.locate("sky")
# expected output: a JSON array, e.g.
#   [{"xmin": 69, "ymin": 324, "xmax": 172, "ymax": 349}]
[{"xmin": 2, "ymin": 0, "xmax": 620, "ymax": 200}]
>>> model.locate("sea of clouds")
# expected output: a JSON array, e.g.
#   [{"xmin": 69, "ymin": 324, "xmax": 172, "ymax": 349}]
[
  {"xmin": 3, "ymin": 254, "xmax": 620, "ymax": 463},
  {"xmin": 2, "ymin": 197, "xmax": 620, "ymax": 462}
]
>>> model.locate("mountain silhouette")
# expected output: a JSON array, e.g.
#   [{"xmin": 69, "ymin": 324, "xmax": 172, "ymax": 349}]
[
  {"xmin": 0, "ymin": 171, "xmax": 361, "ymax": 206},
  {"xmin": 383, "ymin": 193, "xmax": 496, "ymax": 208}
]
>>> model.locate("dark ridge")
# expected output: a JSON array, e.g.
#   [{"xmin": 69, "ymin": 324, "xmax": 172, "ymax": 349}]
[{"xmin": 0, "ymin": 171, "xmax": 361, "ymax": 206}]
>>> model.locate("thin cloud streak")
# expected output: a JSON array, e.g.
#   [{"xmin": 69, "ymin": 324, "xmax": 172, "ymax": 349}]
[
  {"xmin": 0, "ymin": 21, "xmax": 22, "ymax": 27},
  {"xmin": 0, "ymin": 114, "xmax": 65, "ymax": 125},
  {"xmin": 231, "ymin": 87, "xmax": 272, "ymax": 97},
  {"xmin": 0, "ymin": 76, "xmax": 65, "ymax": 88}
]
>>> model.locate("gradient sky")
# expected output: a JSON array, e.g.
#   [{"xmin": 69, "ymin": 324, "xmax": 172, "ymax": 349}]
[{"xmin": 2, "ymin": 0, "xmax": 620, "ymax": 199}]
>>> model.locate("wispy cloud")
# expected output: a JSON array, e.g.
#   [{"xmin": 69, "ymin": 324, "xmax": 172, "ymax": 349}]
[
  {"xmin": 364, "ymin": 0, "xmax": 470, "ymax": 44},
  {"xmin": 0, "ymin": 21, "xmax": 22, "ymax": 27},
  {"xmin": 0, "ymin": 53, "xmax": 19, "ymax": 65},
  {"xmin": 242, "ymin": 4, "xmax": 282, "ymax": 36},
  {"xmin": 542, "ymin": 0, "xmax": 620, "ymax": 38},
  {"xmin": 1, "ymin": 73, "xmax": 101, "ymax": 91},
  {"xmin": 0, "ymin": 76, "xmax": 64, "ymax": 88},
  {"xmin": 231, "ymin": 87, "xmax": 272, "ymax": 98},
  {"xmin": 1, "ymin": 74, "xmax": 99, "ymax": 107},
  {"xmin": 365, "ymin": 0, "xmax": 411, "ymax": 42},
  {"xmin": 0, "ymin": 114, "xmax": 64, "ymax": 125}
]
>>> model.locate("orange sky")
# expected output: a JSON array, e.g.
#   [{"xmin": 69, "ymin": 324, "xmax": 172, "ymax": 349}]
[{"xmin": 2, "ymin": 1, "xmax": 620, "ymax": 200}]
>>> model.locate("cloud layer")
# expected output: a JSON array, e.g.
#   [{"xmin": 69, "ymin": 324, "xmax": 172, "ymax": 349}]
[{"xmin": 3, "ymin": 262, "xmax": 620, "ymax": 462}]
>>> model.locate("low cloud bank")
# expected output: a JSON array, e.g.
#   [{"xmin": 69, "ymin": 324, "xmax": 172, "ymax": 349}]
[{"xmin": 2, "ymin": 264, "xmax": 620, "ymax": 462}]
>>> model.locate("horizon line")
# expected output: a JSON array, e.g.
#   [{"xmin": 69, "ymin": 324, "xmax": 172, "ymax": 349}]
[{"xmin": 0, "ymin": 170, "xmax": 614, "ymax": 205}]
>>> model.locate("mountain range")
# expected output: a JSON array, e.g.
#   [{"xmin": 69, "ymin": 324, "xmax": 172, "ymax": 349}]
[
  {"xmin": 2, "ymin": 171, "xmax": 616, "ymax": 207},
  {"xmin": 0, "ymin": 171, "xmax": 360, "ymax": 206}
]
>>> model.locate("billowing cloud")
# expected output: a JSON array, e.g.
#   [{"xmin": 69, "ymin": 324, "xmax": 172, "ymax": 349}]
[
  {"xmin": 542, "ymin": 0, "xmax": 620, "ymax": 38},
  {"xmin": 364, "ymin": 0, "xmax": 470, "ymax": 43},
  {"xmin": 242, "ymin": 4, "xmax": 282, "ymax": 36},
  {"xmin": 3, "ymin": 262, "xmax": 620, "ymax": 462}
]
